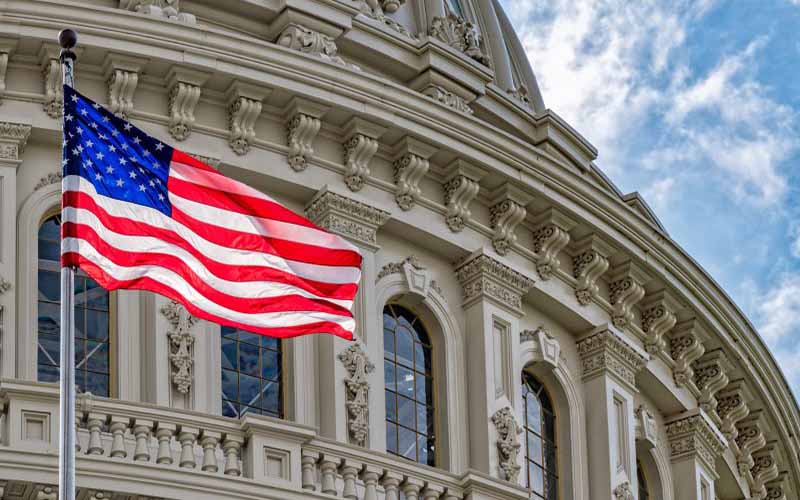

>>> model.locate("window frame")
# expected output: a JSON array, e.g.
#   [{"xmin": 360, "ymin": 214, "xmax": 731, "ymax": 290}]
[
  {"xmin": 522, "ymin": 371, "xmax": 559, "ymax": 500},
  {"xmin": 637, "ymin": 460, "xmax": 651, "ymax": 500}
]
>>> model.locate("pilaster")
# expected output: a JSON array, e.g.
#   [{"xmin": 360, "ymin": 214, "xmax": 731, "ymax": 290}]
[
  {"xmin": 576, "ymin": 325, "xmax": 648, "ymax": 499},
  {"xmin": 665, "ymin": 409, "xmax": 727, "ymax": 500}
]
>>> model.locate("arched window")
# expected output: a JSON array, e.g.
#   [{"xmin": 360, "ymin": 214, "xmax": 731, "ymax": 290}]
[
  {"xmin": 637, "ymin": 461, "xmax": 650, "ymax": 500},
  {"xmin": 383, "ymin": 304, "xmax": 435, "ymax": 466},
  {"xmin": 37, "ymin": 214, "xmax": 112, "ymax": 397},
  {"xmin": 523, "ymin": 372, "xmax": 558, "ymax": 500},
  {"xmin": 221, "ymin": 326, "xmax": 283, "ymax": 419}
]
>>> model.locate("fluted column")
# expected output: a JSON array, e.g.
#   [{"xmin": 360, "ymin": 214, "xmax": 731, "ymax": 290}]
[{"xmin": 665, "ymin": 409, "xmax": 727, "ymax": 500}]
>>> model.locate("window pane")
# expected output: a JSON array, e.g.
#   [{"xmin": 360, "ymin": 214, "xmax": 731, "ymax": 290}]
[
  {"xmin": 397, "ymin": 395, "xmax": 415, "ymax": 428},
  {"xmin": 86, "ymin": 310, "xmax": 109, "ymax": 341},
  {"xmin": 384, "ymin": 362, "xmax": 396, "ymax": 392},
  {"xmin": 262, "ymin": 349, "xmax": 280, "ymax": 380},
  {"xmin": 395, "ymin": 326, "xmax": 414, "ymax": 367},
  {"xmin": 386, "ymin": 390, "xmax": 397, "ymax": 421},
  {"xmin": 528, "ymin": 432, "xmax": 542, "ymax": 464},
  {"xmin": 221, "ymin": 337, "xmax": 237, "ymax": 370},
  {"xmin": 396, "ymin": 365, "xmax": 415, "ymax": 399},
  {"xmin": 398, "ymin": 426, "xmax": 416, "ymax": 461},
  {"xmin": 530, "ymin": 463, "xmax": 544, "ymax": 494},
  {"xmin": 220, "ymin": 329, "xmax": 283, "ymax": 419},
  {"xmin": 386, "ymin": 422, "xmax": 398, "ymax": 454},
  {"xmin": 38, "ymin": 271, "xmax": 60, "ymax": 302},
  {"xmin": 523, "ymin": 372, "xmax": 558, "ymax": 498},
  {"xmin": 239, "ymin": 342, "xmax": 259, "ymax": 377}
]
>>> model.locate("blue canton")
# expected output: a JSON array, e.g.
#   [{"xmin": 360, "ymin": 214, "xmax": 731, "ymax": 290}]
[{"xmin": 63, "ymin": 85, "xmax": 173, "ymax": 216}]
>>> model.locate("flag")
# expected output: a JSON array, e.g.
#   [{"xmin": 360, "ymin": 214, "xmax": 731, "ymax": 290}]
[{"xmin": 61, "ymin": 85, "xmax": 362, "ymax": 340}]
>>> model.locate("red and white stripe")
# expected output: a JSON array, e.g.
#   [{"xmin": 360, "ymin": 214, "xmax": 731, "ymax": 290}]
[{"xmin": 62, "ymin": 151, "xmax": 362, "ymax": 340}]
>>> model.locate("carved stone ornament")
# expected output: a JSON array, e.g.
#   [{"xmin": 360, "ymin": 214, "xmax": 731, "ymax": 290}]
[
  {"xmin": 613, "ymin": 482, "xmax": 634, "ymax": 500},
  {"xmin": 640, "ymin": 291, "xmax": 679, "ymax": 355},
  {"xmin": 0, "ymin": 47, "xmax": 10, "ymax": 106},
  {"xmin": 359, "ymin": 0, "xmax": 415, "ymax": 38},
  {"xmin": 305, "ymin": 187, "xmax": 390, "ymax": 249},
  {"xmin": 766, "ymin": 479, "xmax": 787, "ymax": 500},
  {"xmin": 189, "ymin": 153, "xmax": 220, "ymax": 169},
  {"xmin": 104, "ymin": 56, "xmax": 143, "ymax": 120},
  {"xmin": 489, "ymin": 184, "xmax": 530, "ymax": 256},
  {"xmin": 34, "ymin": 172, "xmax": 63, "ymax": 191},
  {"xmin": 716, "ymin": 380, "xmax": 751, "ymax": 444},
  {"xmin": 576, "ymin": 328, "xmax": 648, "ymax": 390},
  {"xmin": 750, "ymin": 446, "xmax": 780, "ymax": 500},
  {"xmin": 0, "ymin": 277, "xmax": 10, "ymax": 295},
  {"xmin": 429, "ymin": 13, "xmax": 490, "ymax": 66},
  {"xmin": 735, "ymin": 414, "xmax": 767, "ymax": 478},
  {"xmin": 41, "ymin": 56, "xmax": 62, "ymax": 119},
  {"xmin": 167, "ymin": 71, "xmax": 207, "ymax": 141},
  {"xmin": 119, "ymin": 0, "xmax": 197, "ymax": 24},
  {"xmin": 276, "ymin": 24, "xmax": 358, "ymax": 70},
  {"xmin": 692, "ymin": 349, "xmax": 731, "ymax": 422},
  {"xmin": 454, "ymin": 251, "xmax": 535, "ymax": 316},
  {"xmin": 442, "ymin": 160, "xmax": 483, "ymax": 232},
  {"xmin": 507, "ymin": 85, "xmax": 531, "ymax": 109},
  {"xmin": 665, "ymin": 410, "xmax": 727, "ymax": 473},
  {"xmin": 392, "ymin": 138, "xmax": 435, "ymax": 211},
  {"xmin": 33, "ymin": 485, "xmax": 57, "ymax": 500},
  {"xmin": 338, "ymin": 344, "xmax": 375, "ymax": 446},
  {"xmin": 520, "ymin": 326, "xmax": 560, "ymax": 369},
  {"xmin": 635, "ymin": 405, "xmax": 658, "ymax": 448},
  {"xmin": 0, "ymin": 121, "xmax": 31, "ymax": 161},
  {"xmin": 571, "ymin": 235, "xmax": 612, "ymax": 306},
  {"xmin": 378, "ymin": 255, "xmax": 423, "ymax": 281},
  {"xmin": 531, "ymin": 208, "xmax": 575, "ymax": 280},
  {"xmin": 421, "ymin": 85, "xmax": 473, "ymax": 114},
  {"xmin": 161, "ymin": 300, "xmax": 198, "ymax": 394},
  {"xmin": 343, "ymin": 134, "xmax": 378, "ymax": 191},
  {"xmin": 226, "ymin": 82, "xmax": 267, "ymax": 156},
  {"xmin": 668, "ymin": 320, "xmax": 706, "ymax": 389},
  {"xmin": 608, "ymin": 262, "xmax": 647, "ymax": 329},
  {"xmin": 491, "ymin": 407, "xmax": 522, "ymax": 483},
  {"xmin": 287, "ymin": 113, "xmax": 321, "ymax": 171}
]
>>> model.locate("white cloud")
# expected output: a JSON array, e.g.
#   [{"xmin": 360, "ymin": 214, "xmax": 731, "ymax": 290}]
[
  {"xmin": 642, "ymin": 177, "xmax": 675, "ymax": 211},
  {"xmin": 757, "ymin": 274, "xmax": 800, "ymax": 343}
]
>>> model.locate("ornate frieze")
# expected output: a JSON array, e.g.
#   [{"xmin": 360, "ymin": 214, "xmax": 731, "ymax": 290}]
[
  {"xmin": 120, "ymin": 0, "xmax": 197, "ymax": 24},
  {"xmin": 305, "ymin": 187, "xmax": 390, "ymax": 249},
  {"xmin": 612, "ymin": 482, "xmax": 634, "ymax": 500},
  {"xmin": 640, "ymin": 291, "xmax": 680, "ymax": 355},
  {"xmin": 226, "ymin": 82, "xmax": 268, "ymax": 156},
  {"xmin": 342, "ymin": 118, "xmax": 385, "ymax": 191},
  {"xmin": 421, "ymin": 85, "xmax": 473, "ymax": 114},
  {"xmin": 103, "ymin": 55, "xmax": 145, "ymax": 119},
  {"xmin": 454, "ymin": 251, "xmax": 535, "ymax": 316},
  {"xmin": 608, "ymin": 262, "xmax": 648, "ymax": 329},
  {"xmin": 34, "ymin": 172, "xmax": 62, "ymax": 191},
  {"xmin": 751, "ymin": 444, "xmax": 780, "ymax": 500},
  {"xmin": 284, "ymin": 98, "xmax": 327, "ymax": 171},
  {"xmin": 161, "ymin": 300, "xmax": 197, "ymax": 394},
  {"xmin": 665, "ymin": 410, "xmax": 727, "ymax": 473},
  {"xmin": 392, "ymin": 137, "xmax": 436, "ymax": 211},
  {"xmin": 570, "ymin": 234, "xmax": 613, "ymax": 306},
  {"xmin": 338, "ymin": 344, "xmax": 374, "ymax": 447},
  {"xmin": 635, "ymin": 405, "xmax": 658, "ymax": 448},
  {"xmin": 576, "ymin": 327, "xmax": 648, "ymax": 390},
  {"xmin": 429, "ymin": 14, "xmax": 489, "ymax": 66},
  {"xmin": 166, "ymin": 68, "xmax": 209, "ymax": 141},
  {"xmin": 668, "ymin": 319, "xmax": 705, "ymax": 389},
  {"xmin": 276, "ymin": 24, "xmax": 357, "ymax": 70},
  {"xmin": 519, "ymin": 326, "xmax": 560, "ymax": 369},
  {"xmin": 692, "ymin": 349, "xmax": 731, "ymax": 422},
  {"xmin": 491, "ymin": 407, "xmax": 522, "ymax": 483},
  {"xmin": 530, "ymin": 208, "xmax": 575, "ymax": 280},
  {"xmin": 0, "ymin": 121, "xmax": 31, "ymax": 161},
  {"xmin": 442, "ymin": 160, "xmax": 483, "ymax": 232},
  {"xmin": 489, "ymin": 184, "xmax": 531, "ymax": 256},
  {"xmin": 38, "ymin": 44, "xmax": 62, "ymax": 119},
  {"xmin": 0, "ymin": 39, "xmax": 16, "ymax": 106}
]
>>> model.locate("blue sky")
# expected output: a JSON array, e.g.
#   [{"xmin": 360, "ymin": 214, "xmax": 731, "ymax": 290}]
[{"xmin": 500, "ymin": 0, "xmax": 800, "ymax": 394}]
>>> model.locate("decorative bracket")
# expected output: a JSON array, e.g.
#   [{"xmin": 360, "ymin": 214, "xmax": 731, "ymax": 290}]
[
  {"xmin": 429, "ymin": 13, "xmax": 489, "ymax": 66},
  {"xmin": 692, "ymin": 349, "xmax": 732, "ymax": 423},
  {"xmin": 750, "ymin": 443, "xmax": 780, "ymax": 499},
  {"xmin": 226, "ymin": 81, "xmax": 268, "ymax": 156},
  {"xmin": 640, "ymin": 290, "xmax": 680, "ymax": 355},
  {"xmin": 634, "ymin": 405, "xmax": 658, "ymax": 449},
  {"xmin": 668, "ymin": 319, "xmax": 706, "ymax": 390},
  {"xmin": 0, "ymin": 121, "xmax": 31, "ymax": 162},
  {"xmin": 378, "ymin": 256, "xmax": 432, "ymax": 300},
  {"xmin": 491, "ymin": 407, "xmax": 522, "ymax": 483},
  {"xmin": 613, "ymin": 482, "xmax": 634, "ymax": 500},
  {"xmin": 284, "ymin": 97, "xmax": 328, "ymax": 171},
  {"xmin": 530, "ymin": 208, "xmax": 575, "ymax": 280},
  {"xmin": 489, "ymin": 184, "xmax": 531, "ymax": 256},
  {"xmin": 576, "ymin": 326, "xmax": 648, "ymax": 391},
  {"xmin": 166, "ymin": 68, "xmax": 209, "ymax": 141},
  {"xmin": 716, "ymin": 380, "xmax": 752, "ymax": 446},
  {"xmin": 338, "ymin": 343, "xmax": 375, "ymax": 447},
  {"xmin": 392, "ymin": 137, "xmax": 436, "ymax": 211},
  {"xmin": 442, "ymin": 159, "xmax": 484, "ymax": 232},
  {"xmin": 735, "ymin": 412, "xmax": 767, "ymax": 481},
  {"xmin": 103, "ymin": 54, "xmax": 146, "ymax": 119},
  {"xmin": 0, "ymin": 39, "xmax": 18, "ymax": 106},
  {"xmin": 161, "ymin": 300, "xmax": 198, "ymax": 394},
  {"xmin": 305, "ymin": 186, "xmax": 390, "ymax": 250},
  {"xmin": 570, "ymin": 234, "xmax": 613, "ymax": 306},
  {"xmin": 341, "ymin": 117, "xmax": 385, "ymax": 191},
  {"xmin": 520, "ymin": 326, "xmax": 560, "ymax": 370},
  {"xmin": 608, "ymin": 261, "xmax": 648, "ymax": 329},
  {"xmin": 39, "ymin": 44, "xmax": 63, "ymax": 119},
  {"xmin": 454, "ymin": 250, "xmax": 535, "ymax": 316}
]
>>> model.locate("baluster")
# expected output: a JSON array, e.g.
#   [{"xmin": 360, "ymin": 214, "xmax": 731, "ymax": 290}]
[
  {"xmin": 381, "ymin": 472, "xmax": 403, "ymax": 500},
  {"xmin": 133, "ymin": 419, "xmax": 154, "ymax": 462},
  {"xmin": 301, "ymin": 450, "xmax": 320, "ymax": 490},
  {"xmin": 361, "ymin": 465, "xmax": 382, "ymax": 500},
  {"xmin": 178, "ymin": 426, "xmax": 199, "ymax": 468},
  {"xmin": 223, "ymin": 434, "xmax": 244, "ymax": 476},
  {"xmin": 200, "ymin": 430, "xmax": 221, "ymax": 472},
  {"xmin": 86, "ymin": 413, "xmax": 106, "ymax": 455},
  {"xmin": 422, "ymin": 484, "xmax": 446, "ymax": 500},
  {"xmin": 340, "ymin": 459, "xmax": 362, "ymax": 499},
  {"xmin": 109, "ymin": 415, "xmax": 129, "ymax": 458},
  {"xmin": 402, "ymin": 478, "xmax": 424, "ymax": 500},
  {"xmin": 155, "ymin": 422, "xmax": 177, "ymax": 465},
  {"xmin": 319, "ymin": 455, "xmax": 341, "ymax": 495}
]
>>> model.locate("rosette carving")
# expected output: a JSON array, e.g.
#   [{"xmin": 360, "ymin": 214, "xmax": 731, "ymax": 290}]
[
  {"xmin": 491, "ymin": 407, "xmax": 522, "ymax": 483},
  {"xmin": 338, "ymin": 344, "xmax": 374, "ymax": 447},
  {"xmin": 161, "ymin": 300, "xmax": 198, "ymax": 394}
]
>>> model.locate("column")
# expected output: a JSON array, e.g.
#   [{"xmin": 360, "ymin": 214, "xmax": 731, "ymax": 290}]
[
  {"xmin": 0, "ymin": 122, "xmax": 30, "ymax": 378},
  {"xmin": 305, "ymin": 186, "xmax": 390, "ymax": 446},
  {"xmin": 665, "ymin": 409, "xmax": 727, "ymax": 500},
  {"xmin": 454, "ymin": 249, "xmax": 535, "ymax": 477},
  {"xmin": 576, "ymin": 325, "xmax": 648, "ymax": 499}
]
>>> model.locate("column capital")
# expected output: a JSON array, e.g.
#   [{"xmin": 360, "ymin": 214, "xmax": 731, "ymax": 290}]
[
  {"xmin": 665, "ymin": 409, "xmax": 726, "ymax": 475},
  {"xmin": 0, "ymin": 121, "xmax": 31, "ymax": 164},
  {"xmin": 454, "ymin": 249, "xmax": 535, "ymax": 316},
  {"xmin": 576, "ymin": 325, "xmax": 648, "ymax": 390},
  {"xmin": 305, "ymin": 186, "xmax": 390, "ymax": 250}
]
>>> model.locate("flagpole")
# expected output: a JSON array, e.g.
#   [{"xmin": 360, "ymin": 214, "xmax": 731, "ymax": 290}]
[{"xmin": 58, "ymin": 28, "xmax": 78, "ymax": 500}]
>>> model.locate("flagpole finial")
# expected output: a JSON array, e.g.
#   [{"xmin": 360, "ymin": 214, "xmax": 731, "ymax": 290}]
[{"xmin": 58, "ymin": 29, "xmax": 78, "ymax": 50}]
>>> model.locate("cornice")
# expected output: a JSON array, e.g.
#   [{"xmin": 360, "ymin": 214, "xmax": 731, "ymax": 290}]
[
  {"xmin": 576, "ymin": 325, "xmax": 648, "ymax": 391},
  {"xmin": 453, "ymin": 249, "xmax": 535, "ymax": 316}
]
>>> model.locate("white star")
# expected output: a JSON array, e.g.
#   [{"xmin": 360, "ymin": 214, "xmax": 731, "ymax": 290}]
[
  {"xmin": 92, "ymin": 103, "xmax": 100, "ymax": 109},
  {"xmin": 70, "ymin": 94, "xmax": 79, "ymax": 102},
  {"xmin": 65, "ymin": 114, "xmax": 74, "ymax": 122},
  {"xmin": 86, "ymin": 140, "xmax": 94, "ymax": 148},
  {"xmin": 155, "ymin": 143, "xmax": 164, "ymax": 151},
  {"xmin": 72, "ymin": 148, "xmax": 79, "ymax": 156},
  {"xmin": 102, "ymin": 116, "xmax": 110, "ymax": 123},
  {"xmin": 76, "ymin": 128, "xmax": 84, "ymax": 135},
  {"xmin": 62, "ymin": 158, "xmax": 68, "ymax": 166},
  {"xmin": 63, "ymin": 140, "xmax": 68, "ymax": 148},
  {"xmin": 133, "ymin": 137, "xmax": 142, "ymax": 145},
  {"xmin": 139, "ymin": 184, "xmax": 146, "ymax": 192},
  {"xmin": 80, "ymin": 108, "xmax": 88, "ymax": 116},
  {"xmin": 106, "ymin": 166, "xmax": 115, "ymax": 174},
  {"xmin": 77, "ymin": 145, "xmax": 84, "ymax": 153},
  {"xmin": 155, "ymin": 178, "xmax": 162, "ymax": 184},
  {"xmin": 129, "ymin": 171, "xmax": 137, "ymax": 179},
  {"xmin": 95, "ymin": 172, "xmax": 102, "ymax": 180},
  {"xmin": 121, "ymin": 143, "xmax": 128, "ymax": 150},
  {"xmin": 116, "ymin": 179, "xmax": 124, "ymax": 187},
  {"xmin": 96, "ymin": 152, "xmax": 104, "ymax": 160},
  {"xmin": 158, "ymin": 193, "xmax": 165, "ymax": 201},
  {"xmin": 119, "ymin": 158, "xmax": 127, "ymax": 166},
  {"xmin": 149, "ymin": 180, "xmax": 156, "ymax": 187},
  {"xmin": 85, "ymin": 159, "xmax": 93, "ymax": 167},
  {"xmin": 130, "ymin": 157, "xmax": 137, "ymax": 163},
  {"xmin": 142, "ymin": 150, "xmax": 150, "ymax": 157},
  {"xmin": 99, "ymin": 133, "xmax": 108, "ymax": 140},
  {"xmin": 124, "ymin": 123, "xmax": 133, "ymax": 131},
  {"xmin": 68, "ymin": 132, "xmax": 74, "ymax": 138},
  {"xmin": 108, "ymin": 145, "xmax": 117, "ymax": 153},
  {"xmin": 90, "ymin": 122, "xmax": 99, "ymax": 129},
  {"xmin": 111, "ymin": 129, "xmax": 120, "ymax": 137},
  {"xmin": 138, "ymin": 167, "xmax": 145, "ymax": 174}
]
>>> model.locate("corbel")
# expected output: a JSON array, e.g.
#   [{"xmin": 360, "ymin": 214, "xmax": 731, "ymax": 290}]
[
  {"xmin": 103, "ymin": 53, "xmax": 147, "ymax": 119},
  {"xmin": 668, "ymin": 319, "xmax": 706, "ymax": 390},
  {"xmin": 391, "ymin": 136, "xmax": 436, "ymax": 211},
  {"xmin": 488, "ymin": 183, "xmax": 531, "ymax": 256},
  {"xmin": 639, "ymin": 289, "xmax": 680, "ymax": 355},
  {"xmin": 570, "ymin": 234, "xmax": 614, "ymax": 306},
  {"xmin": 0, "ymin": 38, "xmax": 18, "ymax": 106},
  {"xmin": 441, "ymin": 159, "xmax": 484, "ymax": 232},
  {"xmin": 341, "ymin": 117, "xmax": 386, "ymax": 191},
  {"xmin": 765, "ymin": 473, "xmax": 789, "ymax": 500},
  {"xmin": 226, "ymin": 81, "xmax": 269, "ymax": 156},
  {"xmin": 692, "ymin": 348, "xmax": 732, "ymax": 423},
  {"xmin": 735, "ymin": 411, "xmax": 767, "ymax": 481},
  {"xmin": 716, "ymin": 379, "xmax": 752, "ymax": 447},
  {"xmin": 607, "ymin": 261, "xmax": 649, "ymax": 329},
  {"xmin": 284, "ymin": 97, "xmax": 328, "ymax": 171},
  {"xmin": 166, "ymin": 67, "xmax": 210, "ymax": 141},
  {"xmin": 634, "ymin": 404, "xmax": 658, "ymax": 449},
  {"xmin": 530, "ymin": 207, "xmax": 576, "ymax": 280},
  {"xmin": 39, "ymin": 43, "xmax": 66, "ymax": 119},
  {"xmin": 750, "ymin": 443, "xmax": 780, "ymax": 499}
]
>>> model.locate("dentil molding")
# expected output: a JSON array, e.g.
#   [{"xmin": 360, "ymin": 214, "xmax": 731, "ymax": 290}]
[
  {"xmin": 0, "ymin": 121, "xmax": 31, "ymax": 161},
  {"xmin": 442, "ymin": 160, "xmax": 484, "ymax": 232},
  {"xmin": 576, "ymin": 326, "xmax": 648, "ymax": 391},
  {"xmin": 161, "ymin": 300, "xmax": 198, "ymax": 395},
  {"xmin": 338, "ymin": 343, "xmax": 374, "ymax": 447},
  {"xmin": 305, "ymin": 187, "xmax": 390, "ymax": 250},
  {"xmin": 570, "ymin": 234, "xmax": 613, "ymax": 306},
  {"xmin": 530, "ymin": 208, "xmax": 575, "ymax": 280},
  {"xmin": 491, "ymin": 407, "xmax": 522, "ymax": 483},
  {"xmin": 664, "ymin": 409, "xmax": 726, "ymax": 474},
  {"xmin": 454, "ymin": 250, "xmax": 535, "ymax": 316}
]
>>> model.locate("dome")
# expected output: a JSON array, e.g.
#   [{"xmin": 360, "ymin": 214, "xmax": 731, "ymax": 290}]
[{"xmin": 0, "ymin": 0, "xmax": 796, "ymax": 499}]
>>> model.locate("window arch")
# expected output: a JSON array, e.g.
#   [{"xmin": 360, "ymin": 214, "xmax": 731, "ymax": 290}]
[
  {"xmin": 37, "ymin": 214, "xmax": 112, "ymax": 396},
  {"xmin": 383, "ymin": 303, "xmax": 435, "ymax": 466},
  {"xmin": 221, "ymin": 326, "xmax": 283, "ymax": 419},
  {"xmin": 523, "ymin": 372, "xmax": 558, "ymax": 500},
  {"xmin": 638, "ymin": 461, "xmax": 650, "ymax": 500}
]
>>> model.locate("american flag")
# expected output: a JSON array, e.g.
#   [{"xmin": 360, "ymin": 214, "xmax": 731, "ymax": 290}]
[{"xmin": 61, "ymin": 85, "xmax": 362, "ymax": 340}]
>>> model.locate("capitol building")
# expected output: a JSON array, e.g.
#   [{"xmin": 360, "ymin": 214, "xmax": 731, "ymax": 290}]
[{"xmin": 0, "ymin": 0, "xmax": 798, "ymax": 499}]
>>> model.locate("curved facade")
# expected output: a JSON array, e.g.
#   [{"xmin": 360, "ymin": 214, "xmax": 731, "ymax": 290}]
[{"xmin": 0, "ymin": 1, "xmax": 797, "ymax": 499}]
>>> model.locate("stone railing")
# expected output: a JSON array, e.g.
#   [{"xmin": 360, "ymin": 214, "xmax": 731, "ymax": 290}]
[{"xmin": 0, "ymin": 381, "xmax": 526, "ymax": 500}]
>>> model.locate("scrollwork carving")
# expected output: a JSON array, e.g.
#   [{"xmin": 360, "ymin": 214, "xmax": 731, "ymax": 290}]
[
  {"xmin": 168, "ymin": 81, "xmax": 201, "ymax": 141},
  {"xmin": 489, "ymin": 192, "xmax": 527, "ymax": 256},
  {"xmin": 227, "ymin": 96, "xmax": 262, "ymax": 156},
  {"xmin": 454, "ymin": 252, "xmax": 534, "ymax": 315},
  {"xmin": 576, "ymin": 328, "xmax": 647, "ymax": 390},
  {"xmin": 443, "ymin": 174, "xmax": 479, "ymax": 232},
  {"xmin": 692, "ymin": 349, "xmax": 731, "ymax": 421},
  {"xmin": 41, "ymin": 57, "xmax": 62, "ymax": 119},
  {"xmin": 107, "ymin": 67, "xmax": 139, "ymax": 119},
  {"xmin": 572, "ymin": 238, "xmax": 610, "ymax": 306},
  {"xmin": 287, "ymin": 113, "xmax": 322, "ymax": 171},
  {"xmin": 161, "ymin": 300, "xmax": 197, "ymax": 394},
  {"xmin": 613, "ymin": 482, "xmax": 634, "ymax": 500},
  {"xmin": 276, "ymin": 24, "xmax": 357, "ymax": 70},
  {"xmin": 491, "ymin": 407, "xmax": 522, "ymax": 483},
  {"xmin": 608, "ymin": 263, "xmax": 647, "ymax": 329},
  {"xmin": 393, "ymin": 153, "xmax": 429, "ymax": 211},
  {"xmin": 531, "ymin": 209, "xmax": 574, "ymax": 280},
  {"xmin": 343, "ymin": 134, "xmax": 379, "ymax": 191},
  {"xmin": 0, "ymin": 121, "xmax": 31, "ymax": 161},
  {"xmin": 665, "ymin": 411, "xmax": 726, "ymax": 473},
  {"xmin": 668, "ymin": 320, "xmax": 705, "ymax": 388},
  {"xmin": 338, "ymin": 344, "xmax": 374, "ymax": 447},
  {"xmin": 429, "ymin": 14, "xmax": 489, "ymax": 66},
  {"xmin": 640, "ymin": 292, "xmax": 678, "ymax": 355}
]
